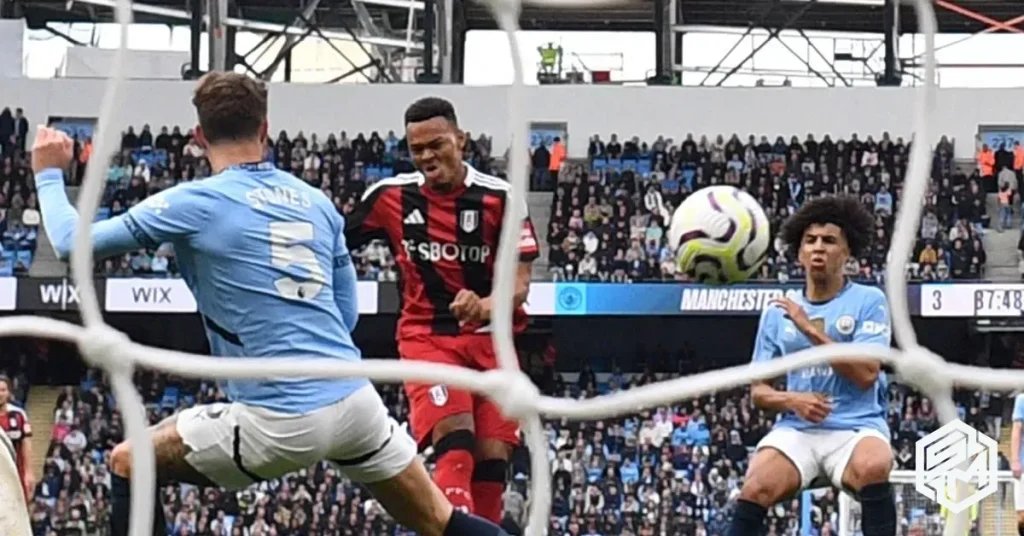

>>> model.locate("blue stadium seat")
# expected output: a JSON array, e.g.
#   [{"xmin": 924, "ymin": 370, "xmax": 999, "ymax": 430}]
[
  {"xmin": 591, "ymin": 158, "xmax": 607, "ymax": 171},
  {"xmin": 636, "ymin": 159, "xmax": 652, "ymax": 176},
  {"xmin": 607, "ymin": 158, "xmax": 622, "ymax": 171},
  {"xmin": 160, "ymin": 386, "xmax": 179, "ymax": 409},
  {"xmin": 15, "ymin": 250, "xmax": 32, "ymax": 268}
]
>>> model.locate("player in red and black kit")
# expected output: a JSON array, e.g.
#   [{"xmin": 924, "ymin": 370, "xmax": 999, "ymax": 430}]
[
  {"xmin": 0, "ymin": 375, "xmax": 34, "ymax": 503},
  {"xmin": 345, "ymin": 97, "xmax": 537, "ymax": 523}
]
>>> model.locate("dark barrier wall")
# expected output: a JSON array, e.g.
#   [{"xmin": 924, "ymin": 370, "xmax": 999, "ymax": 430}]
[{"xmin": 9, "ymin": 313, "xmax": 980, "ymax": 380}]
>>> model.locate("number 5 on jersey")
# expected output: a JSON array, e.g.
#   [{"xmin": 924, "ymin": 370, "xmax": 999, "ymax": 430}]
[{"xmin": 269, "ymin": 221, "xmax": 326, "ymax": 300}]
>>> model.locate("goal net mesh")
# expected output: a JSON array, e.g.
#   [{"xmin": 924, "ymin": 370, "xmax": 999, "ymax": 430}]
[
  {"xmin": 834, "ymin": 471, "xmax": 1018, "ymax": 536},
  {"xmin": 0, "ymin": 0, "xmax": 997, "ymax": 534}
]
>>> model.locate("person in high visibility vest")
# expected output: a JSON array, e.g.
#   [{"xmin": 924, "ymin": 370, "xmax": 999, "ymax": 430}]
[
  {"xmin": 939, "ymin": 481, "xmax": 978, "ymax": 536},
  {"xmin": 1013, "ymin": 141, "xmax": 1024, "ymax": 182},
  {"xmin": 977, "ymin": 143, "xmax": 995, "ymax": 177},
  {"xmin": 537, "ymin": 43, "xmax": 560, "ymax": 75}
]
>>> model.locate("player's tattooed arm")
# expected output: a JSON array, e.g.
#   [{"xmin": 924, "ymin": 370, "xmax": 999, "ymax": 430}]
[{"xmin": 770, "ymin": 297, "xmax": 880, "ymax": 390}]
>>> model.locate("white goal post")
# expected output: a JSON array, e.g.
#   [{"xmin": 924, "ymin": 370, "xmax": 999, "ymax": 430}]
[
  {"xmin": 833, "ymin": 470, "xmax": 1018, "ymax": 536},
  {"xmin": 0, "ymin": 431, "xmax": 30, "ymax": 536}
]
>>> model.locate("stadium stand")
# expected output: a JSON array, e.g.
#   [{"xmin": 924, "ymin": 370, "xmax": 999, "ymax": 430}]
[
  {"xmin": 83, "ymin": 125, "xmax": 495, "ymax": 280},
  {"xmin": 37, "ymin": 124, "xmax": 998, "ymax": 284},
  {"xmin": 0, "ymin": 107, "xmax": 38, "ymax": 277},
  {"xmin": 3, "ymin": 98, "xmax": 1018, "ymax": 536},
  {"xmin": 546, "ymin": 133, "xmax": 992, "ymax": 283},
  {"xmin": 26, "ymin": 364, "xmax": 1003, "ymax": 536}
]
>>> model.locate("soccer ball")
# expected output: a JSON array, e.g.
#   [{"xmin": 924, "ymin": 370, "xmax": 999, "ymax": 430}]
[{"xmin": 667, "ymin": 185, "xmax": 771, "ymax": 284}]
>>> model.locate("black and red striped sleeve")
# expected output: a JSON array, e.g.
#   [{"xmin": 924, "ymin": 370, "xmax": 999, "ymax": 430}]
[
  {"xmin": 344, "ymin": 183, "xmax": 392, "ymax": 249},
  {"xmin": 518, "ymin": 215, "xmax": 539, "ymax": 262},
  {"xmin": 516, "ymin": 196, "xmax": 539, "ymax": 262}
]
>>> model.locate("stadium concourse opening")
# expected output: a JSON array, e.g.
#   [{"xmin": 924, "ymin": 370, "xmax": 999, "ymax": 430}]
[{"xmin": 3, "ymin": 0, "xmax": 1024, "ymax": 534}]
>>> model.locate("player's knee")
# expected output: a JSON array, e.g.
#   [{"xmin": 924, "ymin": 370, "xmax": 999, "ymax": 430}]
[
  {"xmin": 110, "ymin": 441, "xmax": 132, "ymax": 478},
  {"xmin": 847, "ymin": 458, "xmax": 892, "ymax": 489},
  {"xmin": 739, "ymin": 474, "xmax": 788, "ymax": 507},
  {"xmin": 475, "ymin": 438, "xmax": 512, "ymax": 462},
  {"xmin": 433, "ymin": 413, "xmax": 475, "ymax": 441}
]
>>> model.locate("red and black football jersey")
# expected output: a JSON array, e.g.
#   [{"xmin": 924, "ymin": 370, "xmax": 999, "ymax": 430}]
[
  {"xmin": 345, "ymin": 164, "xmax": 539, "ymax": 337},
  {"xmin": 0, "ymin": 402, "xmax": 31, "ymax": 468}
]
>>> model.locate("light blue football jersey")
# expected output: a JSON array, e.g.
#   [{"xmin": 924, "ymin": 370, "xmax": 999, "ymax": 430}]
[
  {"xmin": 1012, "ymin": 394, "xmax": 1024, "ymax": 465},
  {"xmin": 752, "ymin": 281, "xmax": 891, "ymax": 436},
  {"xmin": 35, "ymin": 163, "xmax": 368, "ymax": 413}
]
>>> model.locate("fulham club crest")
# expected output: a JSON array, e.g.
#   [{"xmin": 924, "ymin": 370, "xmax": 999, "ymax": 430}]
[
  {"xmin": 460, "ymin": 210, "xmax": 479, "ymax": 233},
  {"xmin": 429, "ymin": 385, "xmax": 449, "ymax": 406}
]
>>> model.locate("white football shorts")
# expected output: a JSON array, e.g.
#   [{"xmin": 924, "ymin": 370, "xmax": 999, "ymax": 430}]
[
  {"xmin": 756, "ymin": 427, "xmax": 891, "ymax": 493},
  {"xmin": 176, "ymin": 384, "xmax": 417, "ymax": 490}
]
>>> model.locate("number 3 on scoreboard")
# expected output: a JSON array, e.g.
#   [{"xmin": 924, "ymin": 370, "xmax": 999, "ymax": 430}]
[
  {"xmin": 269, "ymin": 221, "xmax": 326, "ymax": 301},
  {"xmin": 930, "ymin": 289, "xmax": 942, "ymax": 311}
]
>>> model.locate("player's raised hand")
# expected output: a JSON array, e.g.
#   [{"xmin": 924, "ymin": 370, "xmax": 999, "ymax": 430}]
[
  {"xmin": 450, "ymin": 289, "xmax": 484, "ymax": 325},
  {"xmin": 770, "ymin": 297, "xmax": 813, "ymax": 332},
  {"xmin": 789, "ymin": 392, "xmax": 832, "ymax": 424},
  {"xmin": 31, "ymin": 126, "xmax": 74, "ymax": 174}
]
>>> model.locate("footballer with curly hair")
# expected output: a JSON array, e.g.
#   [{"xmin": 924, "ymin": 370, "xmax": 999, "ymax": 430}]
[{"xmin": 728, "ymin": 195, "xmax": 896, "ymax": 536}]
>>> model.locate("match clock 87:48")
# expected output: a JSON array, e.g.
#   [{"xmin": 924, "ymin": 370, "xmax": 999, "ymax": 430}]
[{"xmin": 921, "ymin": 285, "xmax": 1024, "ymax": 317}]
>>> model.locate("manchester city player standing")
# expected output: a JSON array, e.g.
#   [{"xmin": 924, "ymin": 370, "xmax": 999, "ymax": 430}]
[
  {"xmin": 31, "ymin": 72, "xmax": 511, "ymax": 536},
  {"xmin": 728, "ymin": 196, "xmax": 896, "ymax": 536}
]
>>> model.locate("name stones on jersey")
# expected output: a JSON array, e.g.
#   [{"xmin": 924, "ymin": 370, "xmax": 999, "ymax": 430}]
[{"xmin": 245, "ymin": 186, "xmax": 313, "ymax": 210}]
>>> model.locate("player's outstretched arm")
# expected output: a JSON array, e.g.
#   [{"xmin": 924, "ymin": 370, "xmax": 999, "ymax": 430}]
[
  {"xmin": 34, "ymin": 127, "xmax": 214, "ymax": 262},
  {"xmin": 32, "ymin": 127, "xmax": 150, "ymax": 260},
  {"xmin": 35, "ymin": 168, "xmax": 146, "ymax": 260}
]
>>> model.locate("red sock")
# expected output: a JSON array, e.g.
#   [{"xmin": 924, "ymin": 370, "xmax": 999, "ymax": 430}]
[
  {"xmin": 434, "ymin": 449, "xmax": 475, "ymax": 513},
  {"xmin": 471, "ymin": 459, "xmax": 507, "ymax": 523}
]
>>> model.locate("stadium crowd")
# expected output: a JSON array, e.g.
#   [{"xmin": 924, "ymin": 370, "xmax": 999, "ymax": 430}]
[
  {"xmin": 546, "ymin": 133, "xmax": 991, "ymax": 283},
  {"xmin": 25, "ymin": 362, "xmax": 1002, "ymax": 536},
  {"xmin": 0, "ymin": 107, "xmax": 39, "ymax": 276},
  {"xmin": 0, "ymin": 111, "xmax": 1003, "ymax": 281}
]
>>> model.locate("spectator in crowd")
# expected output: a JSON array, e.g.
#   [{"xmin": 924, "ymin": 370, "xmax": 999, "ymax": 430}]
[
  {"xmin": 0, "ymin": 107, "xmax": 37, "ymax": 276},
  {"xmin": 549, "ymin": 132, "xmax": 987, "ymax": 283},
  {"xmin": 999, "ymin": 182, "xmax": 1014, "ymax": 232},
  {"xmin": 25, "ymin": 361, "xmax": 997, "ymax": 536}
]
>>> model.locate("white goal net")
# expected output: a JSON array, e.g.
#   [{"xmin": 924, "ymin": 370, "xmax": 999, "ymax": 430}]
[
  {"xmin": 835, "ymin": 471, "xmax": 1019, "ymax": 536},
  {"xmin": 0, "ymin": 0, "xmax": 1007, "ymax": 534}
]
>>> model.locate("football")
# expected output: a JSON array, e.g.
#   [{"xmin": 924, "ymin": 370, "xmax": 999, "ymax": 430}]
[{"xmin": 667, "ymin": 185, "xmax": 771, "ymax": 284}]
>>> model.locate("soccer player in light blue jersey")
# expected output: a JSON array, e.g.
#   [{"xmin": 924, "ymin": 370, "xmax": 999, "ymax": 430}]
[
  {"xmin": 30, "ymin": 72, "xmax": 511, "ymax": 536},
  {"xmin": 728, "ymin": 196, "xmax": 896, "ymax": 536},
  {"xmin": 1010, "ymin": 392, "xmax": 1024, "ymax": 533}
]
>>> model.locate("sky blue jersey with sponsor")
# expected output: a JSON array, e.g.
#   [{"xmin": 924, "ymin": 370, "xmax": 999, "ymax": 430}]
[
  {"xmin": 752, "ymin": 281, "xmax": 891, "ymax": 436},
  {"xmin": 34, "ymin": 163, "xmax": 368, "ymax": 413},
  {"xmin": 1013, "ymin": 394, "xmax": 1024, "ymax": 465}
]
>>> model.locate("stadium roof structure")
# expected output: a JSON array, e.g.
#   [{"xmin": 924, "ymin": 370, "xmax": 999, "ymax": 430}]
[
  {"xmin": 11, "ymin": 0, "xmax": 1023, "ymax": 85},
  {"xmin": 17, "ymin": 0, "xmax": 1024, "ymax": 33}
]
